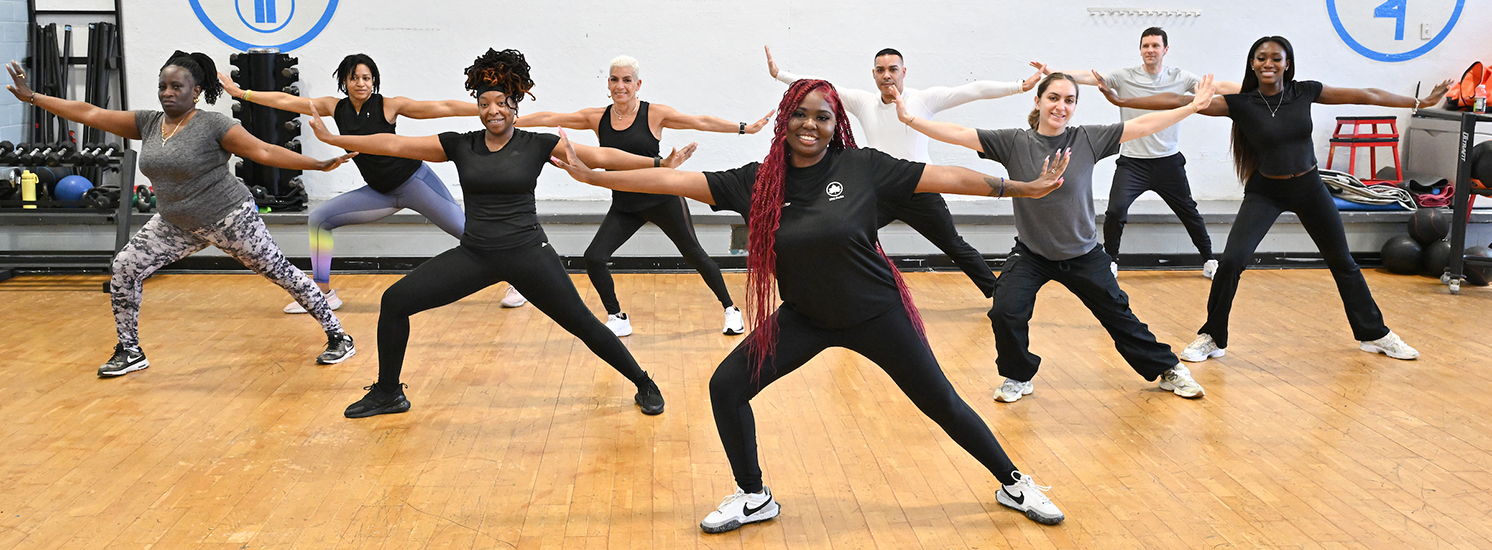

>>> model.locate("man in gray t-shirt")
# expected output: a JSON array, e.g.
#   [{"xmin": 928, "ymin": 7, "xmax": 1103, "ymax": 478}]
[{"xmin": 1058, "ymin": 27, "xmax": 1222, "ymax": 279}]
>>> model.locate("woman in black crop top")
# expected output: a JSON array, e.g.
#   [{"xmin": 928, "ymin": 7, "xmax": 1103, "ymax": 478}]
[
  {"xmin": 1104, "ymin": 36, "xmax": 1450, "ymax": 365},
  {"xmin": 221, "ymin": 54, "xmax": 480, "ymax": 314},
  {"xmin": 517, "ymin": 55, "xmax": 774, "ymax": 338},
  {"xmin": 554, "ymin": 78, "xmax": 1074, "ymax": 531},
  {"xmin": 306, "ymin": 49, "xmax": 694, "ymax": 420}
]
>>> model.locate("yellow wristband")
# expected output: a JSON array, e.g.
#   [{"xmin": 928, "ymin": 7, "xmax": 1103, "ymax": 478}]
[{"xmin": 244, "ymin": 90, "xmax": 253, "ymax": 101}]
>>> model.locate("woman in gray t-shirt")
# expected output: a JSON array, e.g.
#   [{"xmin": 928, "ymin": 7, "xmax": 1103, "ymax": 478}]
[
  {"xmin": 894, "ymin": 72, "xmax": 1213, "ymax": 403},
  {"xmin": 5, "ymin": 51, "xmax": 358, "ymax": 378}
]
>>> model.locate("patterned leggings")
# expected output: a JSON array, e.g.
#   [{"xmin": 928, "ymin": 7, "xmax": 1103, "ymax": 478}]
[{"xmin": 110, "ymin": 201, "xmax": 342, "ymax": 348}]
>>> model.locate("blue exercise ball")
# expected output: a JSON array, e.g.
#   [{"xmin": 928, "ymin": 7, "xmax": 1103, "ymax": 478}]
[{"xmin": 54, "ymin": 174, "xmax": 94, "ymax": 203}]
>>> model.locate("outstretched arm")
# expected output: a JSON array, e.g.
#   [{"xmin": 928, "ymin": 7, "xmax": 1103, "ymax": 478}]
[
  {"xmin": 656, "ymin": 104, "xmax": 775, "ymax": 134},
  {"xmin": 1044, "ymin": 68, "xmax": 1102, "ymax": 86},
  {"xmin": 9, "ymin": 61, "xmax": 139, "ymax": 139},
  {"xmin": 891, "ymin": 87, "xmax": 980, "ymax": 151},
  {"xmin": 765, "ymin": 45, "xmax": 814, "ymax": 85},
  {"xmin": 550, "ymin": 132, "xmax": 714, "ymax": 204},
  {"xmin": 557, "ymin": 128, "xmax": 698, "ymax": 171},
  {"xmin": 386, "ymin": 96, "xmax": 479, "ymax": 119},
  {"xmin": 1096, "ymin": 71, "xmax": 1228, "ymax": 116},
  {"xmin": 916, "ymin": 150, "xmax": 1070, "ymax": 199},
  {"xmin": 218, "ymin": 71, "xmax": 338, "ymax": 116},
  {"xmin": 308, "ymin": 100, "xmax": 446, "ymax": 162},
  {"xmin": 1318, "ymin": 79, "xmax": 1450, "ymax": 108},
  {"xmin": 516, "ymin": 108, "xmax": 602, "ymax": 130},
  {"xmin": 1119, "ymin": 74, "xmax": 1216, "ymax": 142},
  {"xmin": 220, "ymin": 125, "xmax": 356, "ymax": 171}
]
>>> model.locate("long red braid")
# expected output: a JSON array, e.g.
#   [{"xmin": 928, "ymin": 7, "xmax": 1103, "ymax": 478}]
[{"xmin": 745, "ymin": 79, "xmax": 928, "ymax": 380}]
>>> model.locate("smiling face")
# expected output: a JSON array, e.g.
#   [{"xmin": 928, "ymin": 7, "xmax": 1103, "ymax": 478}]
[
  {"xmin": 1140, "ymin": 34, "xmax": 1168, "ymax": 70},
  {"xmin": 1034, "ymin": 78, "xmax": 1078, "ymax": 134},
  {"xmin": 785, "ymin": 89, "xmax": 836, "ymax": 165},
  {"xmin": 477, "ymin": 90, "xmax": 518, "ymax": 136},
  {"xmin": 871, "ymin": 54, "xmax": 906, "ymax": 96},
  {"xmin": 157, "ymin": 65, "xmax": 201, "ymax": 116},
  {"xmin": 344, "ymin": 64, "xmax": 374, "ymax": 101},
  {"xmin": 608, "ymin": 66, "xmax": 641, "ymax": 105},
  {"xmin": 1251, "ymin": 41, "xmax": 1290, "ymax": 88}
]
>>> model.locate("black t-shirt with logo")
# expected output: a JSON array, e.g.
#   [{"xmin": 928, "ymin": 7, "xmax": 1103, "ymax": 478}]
[
  {"xmin": 438, "ymin": 129, "xmax": 560, "ymax": 250},
  {"xmin": 704, "ymin": 147, "xmax": 925, "ymax": 328}
]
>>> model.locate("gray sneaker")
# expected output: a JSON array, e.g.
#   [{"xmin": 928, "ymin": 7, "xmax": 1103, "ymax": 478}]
[
  {"xmin": 1179, "ymin": 333, "xmax": 1224, "ymax": 362},
  {"xmin": 1158, "ymin": 364, "xmax": 1205, "ymax": 398},
  {"xmin": 98, "ymin": 344, "xmax": 149, "ymax": 377},
  {"xmin": 994, "ymin": 378, "xmax": 1034, "ymax": 403}
]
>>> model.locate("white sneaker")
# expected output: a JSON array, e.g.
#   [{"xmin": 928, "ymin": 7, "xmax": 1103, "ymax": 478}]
[
  {"xmin": 1360, "ymin": 331, "xmax": 1419, "ymax": 360},
  {"xmin": 606, "ymin": 312, "xmax": 633, "ymax": 337},
  {"xmin": 723, "ymin": 306, "xmax": 745, "ymax": 335},
  {"xmin": 1179, "ymin": 333, "xmax": 1224, "ymax": 362},
  {"xmin": 994, "ymin": 378, "xmax": 1034, "ymax": 403},
  {"xmin": 1110, "ymin": 261, "xmax": 1119, "ymax": 278},
  {"xmin": 500, "ymin": 285, "xmax": 528, "ymax": 308},
  {"xmin": 998, "ymin": 471, "xmax": 1064, "ymax": 525},
  {"xmin": 1158, "ymin": 364, "xmax": 1205, "ymax": 398},
  {"xmin": 284, "ymin": 289, "xmax": 341, "ymax": 314},
  {"xmin": 700, "ymin": 486, "xmax": 779, "ymax": 534},
  {"xmin": 1202, "ymin": 259, "xmax": 1219, "ymax": 280}
]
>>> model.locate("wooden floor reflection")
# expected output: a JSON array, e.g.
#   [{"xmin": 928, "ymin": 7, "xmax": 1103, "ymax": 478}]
[{"xmin": 1, "ymin": 268, "xmax": 1488, "ymax": 549}]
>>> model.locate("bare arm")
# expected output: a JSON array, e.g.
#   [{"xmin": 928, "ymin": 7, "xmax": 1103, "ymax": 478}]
[
  {"xmin": 550, "ymin": 133, "xmax": 714, "ymax": 204},
  {"xmin": 1317, "ymin": 79, "xmax": 1450, "ymax": 108},
  {"xmin": 217, "ymin": 71, "xmax": 337, "ymax": 116},
  {"xmin": 656, "ymin": 104, "xmax": 775, "ymax": 134},
  {"xmin": 515, "ymin": 108, "xmax": 602, "ymax": 130},
  {"xmin": 9, "ymin": 61, "xmax": 139, "ymax": 139},
  {"xmin": 1046, "ymin": 69, "xmax": 1101, "ymax": 86},
  {"xmin": 891, "ymin": 87, "xmax": 980, "ymax": 151},
  {"xmin": 1095, "ymin": 71, "xmax": 1228, "ymax": 117},
  {"xmin": 915, "ymin": 150, "xmax": 1070, "ymax": 199},
  {"xmin": 386, "ymin": 96, "xmax": 479, "ymax": 119},
  {"xmin": 220, "ymin": 125, "xmax": 356, "ymax": 171},
  {"xmin": 1119, "ymin": 74, "xmax": 1215, "ymax": 142},
  {"xmin": 558, "ymin": 128, "xmax": 697, "ymax": 170},
  {"xmin": 308, "ymin": 100, "xmax": 447, "ymax": 162}
]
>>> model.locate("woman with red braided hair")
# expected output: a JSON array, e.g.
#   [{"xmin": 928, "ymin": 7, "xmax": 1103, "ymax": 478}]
[
  {"xmin": 308, "ymin": 49, "xmax": 695, "ymax": 419},
  {"xmin": 553, "ymin": 78, "xmax": 1072, "ymax": 531}
]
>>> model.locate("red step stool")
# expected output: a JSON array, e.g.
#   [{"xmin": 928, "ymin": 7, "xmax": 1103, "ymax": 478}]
[{"xmin": 1326, "ymin": 116, "xmax": 1401, "ymax": 184}]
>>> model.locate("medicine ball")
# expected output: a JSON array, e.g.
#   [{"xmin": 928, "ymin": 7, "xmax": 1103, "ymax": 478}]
[
  {"xmin": 54, "ymin": 175, "xmax": 93, "ymax": 204},
  {"xmin": 1463, "ymin": 245, "xmax": 1492, "ymax": 286},
  {"xmin": 1472, "ymin": 141, "xmax": 1492, "ymax": 189},
  {"xmin": 1407, "ymin": 208, "xmax": 1452, "ymax": 245},
  {"xmin": 1423, "ymin": 240, "xmax": 1453, "ymax": 277},
  {"xmin": 1380, "ymin": 235, "xmax": 1423, "ymax": 275}
]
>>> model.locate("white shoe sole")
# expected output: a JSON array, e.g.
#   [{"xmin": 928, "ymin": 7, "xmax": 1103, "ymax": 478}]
[
  {"xmin": 610, "ymin": 325, "xmax": 633, "ymax": 337},
  {"xmin": 994, "ymin": 384, "xmax": 1033, "ymax": 403},
  {"xmin": 700, "ymin": 502, "xmax": 780, "ymax": 534},
  {"xmin": 1158, "ymin": 379, "xmax": 1206, "ymax": 399},
  {"xmin": 318, "ymin": 346, "xmax": 356, "ymax": 365},
  {"xmin": 997, "ymin": 488, "xmax": 1064, "ymax": 525},
  {"xmin": 1359, "ymin": 342, "xmax": 1418, "ymax": 360},
  {"xmin": 1179, "ymin": 348, "xmax": 1224, "ymax": 362},
  {"xmin": 98, "ymin": 359, "xmax": 149, "ymax": 378}
]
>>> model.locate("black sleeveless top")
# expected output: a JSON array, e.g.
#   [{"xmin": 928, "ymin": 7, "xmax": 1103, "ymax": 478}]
[
  {"xmin": 598, "ymin": 101, "xmax": 672, "ymax": 212},
  {"xmin": 1223, "ymin": 80, "xmax": 1324, "ymax": 178},
  {"xmin": 334, "ymin": 94, "xmax": 423, "ymax": 193}
]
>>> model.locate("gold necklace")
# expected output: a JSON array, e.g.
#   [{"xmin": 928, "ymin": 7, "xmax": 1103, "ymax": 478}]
[
  {"xmin": 161, "ymin": 113, "xmax": 190, "ymax": 145},
  {"xmin": 612, "ymin": 102, "xmax": 638, "ymax": 120}
]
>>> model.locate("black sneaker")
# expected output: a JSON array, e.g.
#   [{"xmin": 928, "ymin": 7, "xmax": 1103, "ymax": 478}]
[
  {"xmin": 344, "ymin": 382, "xmax": 411, "ymax": 418},
  {"xmin": 98, "ymin": 344, "xmax": 149, "ymax": 378},
  {"xmin": 635, "ymin": 375, "xmax": 665, "ymax": 415},
  {"xmin": 317, "ymin": 331, "xmax": 356, "ymax": 364}
]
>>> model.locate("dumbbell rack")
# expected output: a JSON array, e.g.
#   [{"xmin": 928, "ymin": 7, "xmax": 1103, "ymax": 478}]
[
  {"xmin": 0, "ymin": 149, "xmax": 138, "ymax": 291},
  {"xmin": 1411, "ymin": 109, "xmax": 1492, "ymax": 293}
]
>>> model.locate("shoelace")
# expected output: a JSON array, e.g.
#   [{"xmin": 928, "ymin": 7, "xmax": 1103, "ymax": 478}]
[{"xmin": 717, "ymin": 490, "xmax": 749, "ymax": 509}]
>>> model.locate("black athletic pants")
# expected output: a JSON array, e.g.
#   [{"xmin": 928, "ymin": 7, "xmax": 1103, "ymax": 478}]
[
  {"xmin": 990, "ymin": 241, "xmax": 1178, "ymax": 383},
  {"xmin": 585, "ymin": 197, "xmax": 734, "ymax": 315},
  {"xmin": 1103, "ymin": 153, "xmax": 1214, "ymax": 262},
  {"xmin": 709, "ymin": 304, "xmax": 1019, "ymax": 492},
  {"xmin": 878, "ymin": 193, "xmax": 999, "ymax": 297},
  {"xmin": 1199, "ymin": 170, "xmax": 1389, "ymax": 348},
  {"xmin": 377, "ymin": 241, "xmax": 648, "ymax": 386}
]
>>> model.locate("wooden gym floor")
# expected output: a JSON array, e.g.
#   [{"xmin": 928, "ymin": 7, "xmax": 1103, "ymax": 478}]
[{"xmin": 0, "ymin": 268, "xmax": 1489, "ymax": 549}]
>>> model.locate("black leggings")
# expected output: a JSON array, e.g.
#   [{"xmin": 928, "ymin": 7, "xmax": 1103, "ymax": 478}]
[
  {"xmin": 1200, "ymin": 170, "xmax": 1389, "ymax": 348},
  {"xmin": 584, "ymin": 197, "xmax": 733, "ymax": 315},
  {"xmin": 878, "ymin": 192, "xmax": 1000, "ymax": 298},
  {"xmin": 709, "ymin": 305, "xmax": 1019, "ymax": 492},
  {"xmin": 377, "ymin": 241, "xmax": 647, "ymax": 386}
]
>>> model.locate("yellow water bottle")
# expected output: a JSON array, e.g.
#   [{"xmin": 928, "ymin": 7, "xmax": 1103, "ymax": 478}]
[{"xmin": 21, "ymin": 169, "xmax": 38, "ymax": 209}]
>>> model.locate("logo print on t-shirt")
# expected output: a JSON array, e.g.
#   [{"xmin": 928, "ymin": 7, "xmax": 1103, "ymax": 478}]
[{"xmin": 826, "ymin": 181, "xmax": 845, "ymax": 201}]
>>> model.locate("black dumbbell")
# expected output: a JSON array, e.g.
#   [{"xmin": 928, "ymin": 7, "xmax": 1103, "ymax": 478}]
[
  {"xmin": 0, "ymin": 141, "xmax": 14, "ymax": 163},
  {"xmin": 282, "ymin": 138, "xmax": 301, "ymax": 153},
  {"xmin": 46, "ymin": 143, "xmax": 77, "ymax": 166},
  {"xmin": 92, "ymin": 145, "xmax": 121, "ymax": 166},
  {"xmin": 249, "ymin": 185, "xmax": 270, "ymax": 202}
]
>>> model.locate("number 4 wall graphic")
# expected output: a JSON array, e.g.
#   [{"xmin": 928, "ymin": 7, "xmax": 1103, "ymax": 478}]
[{"xmin": 1328, "ymin": 0, "xmax": 1465, "ymax": 62}]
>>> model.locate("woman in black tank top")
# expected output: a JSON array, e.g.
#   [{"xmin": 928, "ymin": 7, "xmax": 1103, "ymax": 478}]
[
  {"xmin": 517, "ymin": 55, "xmax": 774, "ymax": 338},
  {"xmin": 1099, "ymin": 36, "xmax": 1451, "ymax": 366},
  {"xmin": 222, "ymin": 54, "xmax": 483, "ymax": 313}
]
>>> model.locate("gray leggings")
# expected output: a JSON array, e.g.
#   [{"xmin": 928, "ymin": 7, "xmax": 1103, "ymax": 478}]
[
  {"xmin": 111, "ymin": 201, "xmax": 342, "ymax": 348},
  {"xmin": 308, "ymin": 163, "xmax": 465, "ymax": 284}
]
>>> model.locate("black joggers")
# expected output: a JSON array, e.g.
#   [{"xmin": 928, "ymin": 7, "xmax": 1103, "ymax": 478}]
[
  {"xmin": 878, "ymin": 192, "xmax": 1000, "ymax": 298},
  {"xmin": 1103, "ymin": 153, "xmax": 1214, "ymax": 262}
]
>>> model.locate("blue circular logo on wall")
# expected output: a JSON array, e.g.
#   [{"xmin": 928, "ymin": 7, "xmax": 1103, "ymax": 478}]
[
  {"xmin": 1327, "ymin": 0, "xmax": 1464, "ymax": 62},
  {"xmin": 190, "ymin": 0, "xmax": 337, "ymax": 52}
]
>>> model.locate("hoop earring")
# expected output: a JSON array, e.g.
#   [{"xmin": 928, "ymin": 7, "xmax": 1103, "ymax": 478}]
[{"xmin": 194, "ymin": 95, "xmax": 201, "ymax": 103}]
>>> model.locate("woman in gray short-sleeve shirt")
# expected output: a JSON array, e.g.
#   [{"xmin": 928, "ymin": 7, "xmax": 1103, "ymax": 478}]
[
  {"xmin": 5, "ymin": 51, "xmax": 357, "ymax": 378},
  {"xmin": 895, "ymin": 72, "xmax": 1214, "ymax": 403}
]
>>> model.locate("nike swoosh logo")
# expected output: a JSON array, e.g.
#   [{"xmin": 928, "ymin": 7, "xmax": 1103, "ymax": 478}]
[
  {"xmin": 1005, "ymin": 488, "xmax": 1024, "ymax": 506},
  {"xmin": 743, "ymin": 495, "xmax": 773, "ymax": 516}
]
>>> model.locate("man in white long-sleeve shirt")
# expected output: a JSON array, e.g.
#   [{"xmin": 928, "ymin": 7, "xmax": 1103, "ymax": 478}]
[{"xmin": 768, "ymin": 46, "xmax": 1042, "ymax": 298}]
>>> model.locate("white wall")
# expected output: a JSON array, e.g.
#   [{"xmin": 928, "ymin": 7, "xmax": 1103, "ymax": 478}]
[{"xmin": 105, "ymin": 0, "xmax": 1488, "ymax": 202}]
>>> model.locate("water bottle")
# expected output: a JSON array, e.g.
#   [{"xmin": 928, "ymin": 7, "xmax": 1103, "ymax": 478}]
[
  {"xmin": 21, "ymin": 169, "xmax": 38, "ymax": 209},
  {"xmin": 1476, "ymin": 83, "xmax": 1488, "ymax": 113}
]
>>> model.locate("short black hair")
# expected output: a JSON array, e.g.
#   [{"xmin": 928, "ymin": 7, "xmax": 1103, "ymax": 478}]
[
  {"xmin": 874, "ymin": 48, "xmax": 903, "ymax": 63},
  {"xmin": 334, "ymin": 53, "xmax": 380, "ymax": 94},
  {"xmin": 1141, "ymin": 27, "xmax": 1168, "ymax": 47},
  {"xmin": 162, "ymin": 51, "xmax": 223, "ymax": 104}
]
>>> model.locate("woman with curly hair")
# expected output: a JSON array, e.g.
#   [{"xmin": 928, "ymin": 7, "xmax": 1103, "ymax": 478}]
[
  {"xmin": 6, "ymin": 51, "xmax": 359, "ymax": 378},
  {"xmin": 219, "ymin": 53, "xmax": 477, "ymax": 314},
  {"xmin": 553, "ymin": 78, "xmax": 1072, "ymax": 531},
  {"xmin": 309, "ymin": 49, "xmax": 694, "ymax": 419},
  {"xmin": 518, "ymin": 55, "xmax": 773, "ymax": 336}
]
